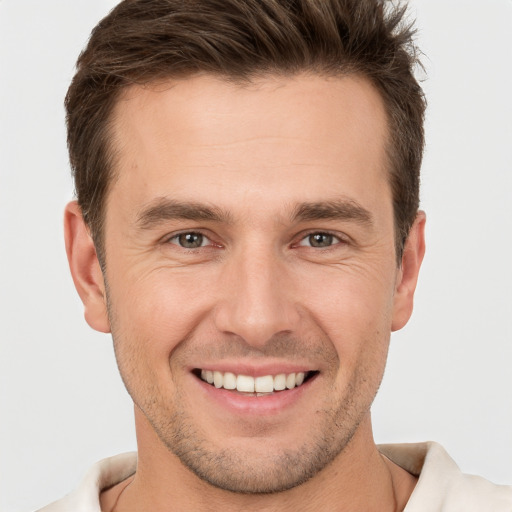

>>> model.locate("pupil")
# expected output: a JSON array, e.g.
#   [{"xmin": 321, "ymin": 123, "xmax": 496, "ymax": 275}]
[
  {"xmin": 310, "ymin": 233, "xmax": 332, "ymax": 247},
  {"xmin": 179, "ymin": 233, "xmax": 203, "ymax": 248}
]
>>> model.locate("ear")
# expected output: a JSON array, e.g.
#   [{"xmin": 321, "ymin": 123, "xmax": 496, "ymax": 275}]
[
  {"xmin": 391, "ymin": 211, "xmax": 426, "ymax": 332},
  {"xmin": 64, "ymin": 201, "xmax": 111, "ymax": 333}
]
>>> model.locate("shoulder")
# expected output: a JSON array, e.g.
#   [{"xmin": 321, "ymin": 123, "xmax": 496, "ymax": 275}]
[
  {"xmin": 379, "ymin": 442, "xmax": 512, "ymax": 512},
  {"xmin": 35, "ymin": 452, "xmax": 137, "ymax": 512}
]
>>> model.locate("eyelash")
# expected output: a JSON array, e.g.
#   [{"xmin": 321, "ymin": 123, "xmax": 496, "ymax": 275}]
[
  {"xmin": 296, "ymin": 231, "xmax": 345, "ymax": 248},
  {"xmin": 166, "ymin": 230, "xmax": 347, "ymax": 250},
  {"xmin": 167, "ymin": 231, "xmax": 216, "ymax": 249}
]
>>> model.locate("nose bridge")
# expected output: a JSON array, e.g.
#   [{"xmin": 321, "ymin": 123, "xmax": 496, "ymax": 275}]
[{"xmin": 214, "ymin": 238, "xmax": 299, "ymax": 347}]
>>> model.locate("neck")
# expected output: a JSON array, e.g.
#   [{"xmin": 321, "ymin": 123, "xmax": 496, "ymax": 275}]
[{"xmin": 102, "ymin": 413, "xmax": 416, "ymax": 512}]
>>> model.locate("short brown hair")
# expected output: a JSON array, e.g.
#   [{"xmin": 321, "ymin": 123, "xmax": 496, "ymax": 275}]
[{"xmin": 65, "ymin": 0, "xmax": 425, "ymax": 263}]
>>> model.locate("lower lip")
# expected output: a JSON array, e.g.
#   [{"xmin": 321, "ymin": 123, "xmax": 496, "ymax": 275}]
[{"xmin": 194, "ymin": 374, "xmax": 318, "ymax": 416}]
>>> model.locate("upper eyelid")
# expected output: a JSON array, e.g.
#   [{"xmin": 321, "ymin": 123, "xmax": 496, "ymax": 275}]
[
  {"xmin": 161, "ymin": 228, "xmax": 349, "ymax": 246},
  {"xmin": 165, "ymin": 232, "xmax": 218, "ymax": 251},
  {"xmin": 294, "ymin": 229, "xmax": 349, "ymax": 244},
  {"xmin": 162, "ymin": 229, "xmax": 213, "ymax": 243},
  {"xmin": 296, "ymin": 234, "xmax": 342, "ymax": 248},
  {"xmin": 169, "ymin": 233, "xmax": 209, "ymax": 243}
]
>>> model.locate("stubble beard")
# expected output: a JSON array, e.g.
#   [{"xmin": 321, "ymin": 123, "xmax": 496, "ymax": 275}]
[
  {"xmin": 148, "ymin": 379, "xmax": 370, "ymax": 494},
  {"xmin": 107, "ymin": 294, "xmax": 387, "ymax": 495},
  {"xmin": 127, "ymin": 349, "xmax": 384, "ymax": 495}
]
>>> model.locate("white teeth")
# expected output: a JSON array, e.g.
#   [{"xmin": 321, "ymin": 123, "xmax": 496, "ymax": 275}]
[
  {"xmin": 274, "ymin": 373, "xmax": 286, "ymax": 391},
  {"xmin": 213, "ymin": 371, "xmax": 223, "ymax": 388},
  {"xmin": 237, "ymin": 374, "xmax": 255, "ymax": 392},
  {"xmin": 223, "ymin": 372, "xmax": 236, "ymax": 390},
  {"xmin": 255, "ymin": 375, "xmax": 274, "ymax": 393},
  {"xmin": 199, "ymin": 370, "xmax": 311, "ymax": 392},
  {"xmin": 286, "ymin": 373, "xmax": 296, "ymax": 389}
]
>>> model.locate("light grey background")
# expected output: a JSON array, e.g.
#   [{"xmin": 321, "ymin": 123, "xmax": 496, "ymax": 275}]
[{"xmin": 1, "ymin": 1, "xmax": 511, "ymax": 511}]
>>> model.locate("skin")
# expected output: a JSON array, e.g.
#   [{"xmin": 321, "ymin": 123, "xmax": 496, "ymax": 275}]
[{"xmin": 65, "ymin": 73, "xmax": 425, "ymax": 511}]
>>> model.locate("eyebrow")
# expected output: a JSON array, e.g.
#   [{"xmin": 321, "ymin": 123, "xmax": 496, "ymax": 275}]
[
  {"xmin": 291, "ymin": 199, "xmax": 374, "ymax": 227},
  {"xmin": 135, "ymin": 197, "xmax": 373, "ymax": 230},
  {"xmin": 136, "ymin": 198, "xmax": 232, "ymax": 229}
]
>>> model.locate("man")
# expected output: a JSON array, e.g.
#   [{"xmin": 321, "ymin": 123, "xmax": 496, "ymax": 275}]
[{"xmin": 37, "ymin": 0, "xmax": 511, "ymax": 510}]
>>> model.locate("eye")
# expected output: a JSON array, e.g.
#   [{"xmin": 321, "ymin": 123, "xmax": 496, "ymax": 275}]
[
  {"xmin": 168, "ymin": 232, "xmax": 211, "ymax": 249},
  {"xmin": 298, "ymin": 232, "xmax": 342, "ymax": 248}
]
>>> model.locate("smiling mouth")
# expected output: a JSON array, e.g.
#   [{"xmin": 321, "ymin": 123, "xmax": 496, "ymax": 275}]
[{"xmin": 194, "ymin": 369, "xmax": 318, "ymax": 395}]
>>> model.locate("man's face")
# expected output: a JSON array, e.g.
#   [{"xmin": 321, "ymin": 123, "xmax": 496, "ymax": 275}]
[{"xmin": 91, "ymin": 74, "xmax": 415, "ymax": 493}]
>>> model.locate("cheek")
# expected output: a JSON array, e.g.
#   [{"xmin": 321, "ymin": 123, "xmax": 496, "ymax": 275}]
[
  {"xmin": 105, "ymin": 272, "xmax": 214, "ymax": 406},
  {"xmin": 106, "ymin": 273, "xmax": 201, "ymax": 405},
  {"xmin": 305, "ymin": 261, "xmax": 395, "ymax": 318},
  {"xmin": 298, "ymin": 263, "xmax": 396, "ymax": 366},
  {"xmin": 109, "ymin": 267, "xmax": 215, "ymax": 349}
]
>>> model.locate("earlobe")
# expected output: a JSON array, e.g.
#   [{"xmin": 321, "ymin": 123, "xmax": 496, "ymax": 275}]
[
  {"xmin": 64, "ymin": 201, "xmax": 111, "ymax": 333},
  {"xmin": 391, "ymin": 211, "xmax": 426, "ymax": 332}
]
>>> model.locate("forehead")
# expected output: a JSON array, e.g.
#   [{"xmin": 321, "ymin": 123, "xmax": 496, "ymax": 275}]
[{"xmin": 108, "ymin": 73, "xmax": 390, "ymax": 221}]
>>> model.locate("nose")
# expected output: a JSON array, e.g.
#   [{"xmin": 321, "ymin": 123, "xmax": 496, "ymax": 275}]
[{"xmin": 213, "ymin": 242, "xmax": 301, "ymax": 348}]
